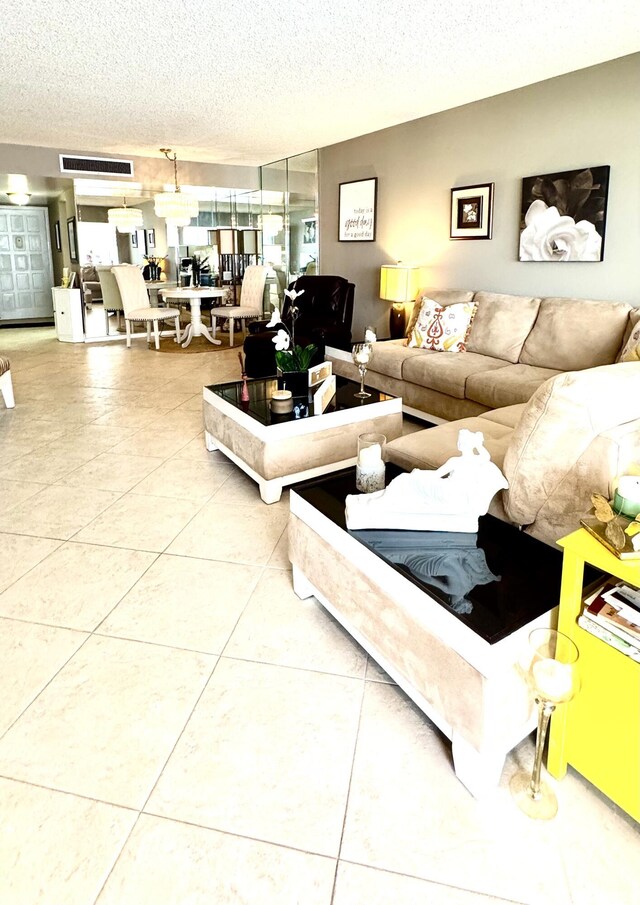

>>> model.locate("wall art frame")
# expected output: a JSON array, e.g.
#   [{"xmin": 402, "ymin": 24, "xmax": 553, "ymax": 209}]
[
  {"xmin": 450, "ymin": 183, "xmax": 494, "ymax": 240},
  {"xmin": 338, "ymin": 177, "xmax": 377, "ymax": 242},
  {"xmin": 146, "ymin": 228, "xmax": 156, "ymax": 249},
  {"xmin": 54, "ymin": 220, "xmax": 62, "ymax": 252},
  {"xmin": 67, "ymin": 217, "xmax": 78, "ymax": 262},
  {"xmin": 519, "ymin": 165, "xmax": 610, "ymax": 262}
]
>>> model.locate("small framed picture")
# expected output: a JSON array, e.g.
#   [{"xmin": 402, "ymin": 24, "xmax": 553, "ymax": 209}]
[
  {"xmin": 450, "ymin": 183, "xmax": 494, "ymax": 240},
  {"xmin": 131, "ymin": 231, "xmax": 138, "ymax": 248},
  {"xmin": 301, "ymin": 217, "xmax": 317, "ymax": 245},
  {"xmin": 146, "ymin": 228, "xmax": 156, "ymax": 249},
  {"xmin": 54, "ymin": 220, "xmax": 62, "ymax": 252},
  {"xmin": 313, "ymin": 375, "xmax": 337, "ymax": 415},
  {"xmin": 67, "ymin": 217, "xmax": 78, "ymax": 262},
  {"xmin": 308, "ymin": 360, "xmax": 332, "ymax": 387},
  {"xmin": 338, "ymin": 177, "xmax": 377, "ymax": 242}
]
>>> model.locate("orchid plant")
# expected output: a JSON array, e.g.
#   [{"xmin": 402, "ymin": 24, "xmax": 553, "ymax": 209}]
[{"xmin": 268, "ymin": 288, "xmax": 317, "ymax": 372}]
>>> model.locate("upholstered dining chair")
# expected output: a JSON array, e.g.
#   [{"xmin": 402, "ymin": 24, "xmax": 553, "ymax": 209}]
[
  {"xmin": 209, "ymin": 265, "xmax": 268, "ymax": 348},
  {"xmin": 111, "ymin": 265, "xmax": 182, "ymax": 351},
  {"xmin": 96, "ymin": 265, "xmax": 126, "ymax": 336},
  {"xmin": 0, "ymin": 355, "xmax": 15, "ymax": 408}
]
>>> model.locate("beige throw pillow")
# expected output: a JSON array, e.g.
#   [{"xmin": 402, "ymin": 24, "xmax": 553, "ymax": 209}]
[
  {"xmin": 620, "ymin": 321, "xmax": 640, "ymax": 362},
  {"xmin": 408, "ymin": 299, "xmax": 477, "ymax": 351}
]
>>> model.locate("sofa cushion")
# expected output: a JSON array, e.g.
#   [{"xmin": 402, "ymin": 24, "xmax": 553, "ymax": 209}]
[
  {"xmin": 503, "ymin": 362, "xmax": 640, "ymax": 529},
  {"xmin": 386, "ymin": 417, "xmax": 513, "ymax": 473},
  {"xmin": 479, "ymin": 404, "xmax": 526, "ymax": 429},
  {"xmin": 406, "ymin": 288, "xmax": 476, "ymax": 337},
  {"xmin": 519, "ymin": 297, "xmax": 632, "ymax": 370},
  {"xmin": 466, "ymin": 292, "xmax": 541, "ymax": 364},
  {"xmin": 368, "ymin": 339, "xmax": 426, "ymax": 380},
  {"xmin": 408, "ymin": 300, "xmax": 476, "ymax": 351},
  {"xmin": 466, "ymin": 364, "xmax": 561, "ymax": 409},
  {"xmin": 402, "ymin": 351, "xmax": 510, "ymax": 400}
]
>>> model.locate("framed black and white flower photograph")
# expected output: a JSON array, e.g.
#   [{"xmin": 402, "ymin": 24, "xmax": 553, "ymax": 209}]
[
  {"xmin": 519, "ymin": 165, "xmax": 610, "ymax": 262},
  {"xmin": 338, "ymin": 177, "xmax": 377, "ymax": 242},
  {"xmin": 146, "ymin": 228, "xmax": 156, "ymax": 249},
  {"xmin": 450, "ymin": 183, "xmax": 494, "ymax": 239},
  {"xmin": 54, "ymin": 220, "xmax": 62, "ymax": 252}
]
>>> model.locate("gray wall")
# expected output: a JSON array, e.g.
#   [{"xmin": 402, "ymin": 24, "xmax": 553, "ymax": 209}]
[{"xmin": 319, "ymin": 53, "xmax": 640, "ymax": 339}]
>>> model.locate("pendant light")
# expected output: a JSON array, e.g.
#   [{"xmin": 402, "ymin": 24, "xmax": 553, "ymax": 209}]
[
  {"xmin": 7, "ymin": 192, "xmax": 31, "ymax": 205},
  {"xmin": 107, "ymin": 197, "xmax": 143, "ymax": 233},
  {"xmin": 262, "ymin": 210, "xmax": 283, "ymax": 236},
  {"xmin": 154, "ymin": 148, "xmax": 198, "ymax": 227}
]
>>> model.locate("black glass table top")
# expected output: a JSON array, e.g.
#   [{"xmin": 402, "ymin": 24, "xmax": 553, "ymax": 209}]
[
  {"xmin": 292, "ymin": 465, "xmax": 601, "ymax": 645},
  {"xmin": 206, "ymin": 375, "xmax": 395, "ymax": 427}
]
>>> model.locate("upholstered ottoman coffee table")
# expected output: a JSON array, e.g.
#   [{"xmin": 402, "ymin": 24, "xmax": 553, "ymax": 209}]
[
  {"xmin": 288, "ymin": 467, "xmax": 592, "ymax": 797},
  {"xmin": 203, "ymin": 376, "xmax": 402, "ymax": 503}
]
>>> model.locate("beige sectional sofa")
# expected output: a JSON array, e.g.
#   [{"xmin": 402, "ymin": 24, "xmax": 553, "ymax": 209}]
[{"xmin": 328, "ymin": 289, "xmax": 640, "ymax": 546}]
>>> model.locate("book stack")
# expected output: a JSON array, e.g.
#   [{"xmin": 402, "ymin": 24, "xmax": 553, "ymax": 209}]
[{"xmin": 579, "ymin": 580, "xmax": 640, "ymax": 661}]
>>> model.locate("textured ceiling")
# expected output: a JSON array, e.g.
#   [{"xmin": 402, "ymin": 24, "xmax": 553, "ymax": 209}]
[{"xmin": 1, "ymin": 0, "xmax": 639, "ymax": 167}]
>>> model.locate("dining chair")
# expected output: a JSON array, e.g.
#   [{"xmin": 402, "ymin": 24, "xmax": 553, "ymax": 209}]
[
  {"xmin": 209, "ymin": 265, "xmax": 268, "ymax": 348},
  {"xmin": 111, "ymin": 265, "xmax": 182, "ymax": 350},
  {"xmin": 0, "ymin": 355, "xmax": 15, "ymax": 408},
  {"xmin": 97, "ymin": 265, "xmax": 125, "ymax": 335}
]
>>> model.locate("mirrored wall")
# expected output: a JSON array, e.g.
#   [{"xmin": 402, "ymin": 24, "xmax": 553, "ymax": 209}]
[{"xmin": 260, "ymin": 149, "xmax": 318, "ymax": 304}]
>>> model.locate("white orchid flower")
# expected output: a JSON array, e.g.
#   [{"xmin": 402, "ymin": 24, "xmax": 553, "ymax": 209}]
[
  {"xmin": 266, "ymin": 307, "xmax": 281, "ymax": 329},
  {"xmin": 272, "ymin": 329, "xmax": 290, "ymax": 351},
  {"xmin": 284, "ymin": 288, "xmax": 305, "ymax": 302}
]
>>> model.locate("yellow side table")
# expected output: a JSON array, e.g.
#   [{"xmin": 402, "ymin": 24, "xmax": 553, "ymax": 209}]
[{"xmin": 548, "ymin": 528, "xmax": 640, "ymax": 822}]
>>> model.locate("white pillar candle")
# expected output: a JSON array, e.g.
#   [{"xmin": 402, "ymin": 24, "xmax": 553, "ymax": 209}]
[
  {"xmin": 532, "ymin": 658, "xmax": 574, "ymax": 703},
  {"xmin": 617, "ymin": 475, "xmax": 640, "ymax": 504},
  {"xmin": 358, "ymin": 443, "xmax": 382, "ymax": 468}
]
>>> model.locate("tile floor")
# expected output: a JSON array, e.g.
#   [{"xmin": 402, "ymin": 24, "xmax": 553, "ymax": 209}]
[{"xmin": 0, "ymin": 327, "xmax": 638, "ymax": 905}]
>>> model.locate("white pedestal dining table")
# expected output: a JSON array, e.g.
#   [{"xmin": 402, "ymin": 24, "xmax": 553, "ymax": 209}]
[{"xmin": 158, "ymin": 286, "xmax": 226, "ymax": 348}]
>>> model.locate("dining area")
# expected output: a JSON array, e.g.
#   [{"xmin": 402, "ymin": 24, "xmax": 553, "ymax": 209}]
[{"xmin": 86, "ymin": 263, "xmax": 270, "ymax": 352}]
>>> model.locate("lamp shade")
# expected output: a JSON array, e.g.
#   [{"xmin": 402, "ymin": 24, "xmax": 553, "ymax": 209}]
[
  {"xmin": 379, "ymin": 264, "xmax": 421, "ymax": 303},
  {"xmin": 107, "ymin": 205, "xmax": 143, "ymax": 233},
  {"xmin": 154, "ymin": 190, "xmax": 198, "ymax": 227}
]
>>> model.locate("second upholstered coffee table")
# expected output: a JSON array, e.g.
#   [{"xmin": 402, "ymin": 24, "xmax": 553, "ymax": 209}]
[{"xmin": 202, "ymin": 375, "xmax": 402, "ymax": 503}]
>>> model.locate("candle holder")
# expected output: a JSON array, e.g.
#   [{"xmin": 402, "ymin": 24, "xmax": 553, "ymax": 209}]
[
  {"xmin": 352, "ymin": 342, "xmax": 373, "ymax": 399},
  {"xmin": 510, "ymin": 628, "xmax": 580, "ymax": 820},
  {"xmin": 356, "ymin": 432, "xmax": 386, "ymax": 493}
]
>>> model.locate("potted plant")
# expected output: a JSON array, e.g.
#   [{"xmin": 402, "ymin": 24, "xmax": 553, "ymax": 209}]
[{"xmin": 267, "ymin": 289, "xmax": 317, "ymax": 396}]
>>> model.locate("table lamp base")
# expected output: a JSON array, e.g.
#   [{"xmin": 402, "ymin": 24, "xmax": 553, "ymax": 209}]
[{"xmin": 389, "ymin": 303, "xmax": 406, "ymax": 340}]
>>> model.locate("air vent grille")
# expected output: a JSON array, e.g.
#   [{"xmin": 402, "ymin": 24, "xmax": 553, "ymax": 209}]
[{"xmin": 59, "ymin": 155, "xmax": 134, "ymax": 177}]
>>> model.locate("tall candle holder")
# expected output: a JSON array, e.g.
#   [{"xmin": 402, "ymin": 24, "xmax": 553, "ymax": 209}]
[
  {"xmin": 352, "ymin": 342, "xmax": 373, "ymax": 399},
  {"xmin": 510, "ymin": 628, "xmax": 580, "ymax": 819}
]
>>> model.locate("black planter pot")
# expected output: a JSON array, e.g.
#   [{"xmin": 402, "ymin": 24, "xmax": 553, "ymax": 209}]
[{"xmin": 277, "ymin": 368, "xmax": 309, "ymax": 398}]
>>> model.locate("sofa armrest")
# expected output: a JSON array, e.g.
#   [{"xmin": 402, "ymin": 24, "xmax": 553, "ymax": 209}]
[{"xmin": 248, "ymin": 319, "xmax": 282, "ymax": 335}]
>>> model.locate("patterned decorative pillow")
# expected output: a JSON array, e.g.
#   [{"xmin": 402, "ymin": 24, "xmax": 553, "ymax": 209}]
[
  {"xmin": 407, "ymin": 299, "xmax": 477, "ymax": 351},
  {"xmin": 620, "ymin": 321, "xmax": 640, "ymax": 362}
]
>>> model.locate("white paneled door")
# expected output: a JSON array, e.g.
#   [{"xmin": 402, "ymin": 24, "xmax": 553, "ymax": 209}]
[{"xmin": 0, "ymin": 206, "xmax": 54, "ymax": 321}]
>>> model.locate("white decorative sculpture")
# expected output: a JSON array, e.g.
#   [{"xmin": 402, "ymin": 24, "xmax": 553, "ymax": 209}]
[{"xmin": 345, "ymin": 429, "xmax": 509, "ymax": 532}]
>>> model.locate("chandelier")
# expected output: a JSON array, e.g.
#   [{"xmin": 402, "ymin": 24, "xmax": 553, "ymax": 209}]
[
  {"xmin": 154, "ymin": 148, "xmax": 198, "ymax": 227},
  {"xmin": 107, "ymin": 197, "xmax": 143, "ymax": 233}
]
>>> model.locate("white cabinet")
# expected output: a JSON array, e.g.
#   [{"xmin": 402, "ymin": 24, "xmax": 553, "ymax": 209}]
[{"xmin": 51, "ymin": 288, "xmax": 84, "ymax": 342}]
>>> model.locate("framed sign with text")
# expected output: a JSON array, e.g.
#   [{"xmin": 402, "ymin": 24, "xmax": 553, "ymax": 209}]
[{"xmin": 338, "ymin": 177, "xmax": 377, "ymax": 242}]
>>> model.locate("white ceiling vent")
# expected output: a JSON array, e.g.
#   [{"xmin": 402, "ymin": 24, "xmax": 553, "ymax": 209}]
[{"xmin": 59, "ymin": 155, "xmax": 134, "ymax": 177}]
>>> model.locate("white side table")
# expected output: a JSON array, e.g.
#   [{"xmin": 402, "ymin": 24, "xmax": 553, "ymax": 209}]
[{"xmin": 51, "ymin": 288, "xmax": 84, "ymax": 343}]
